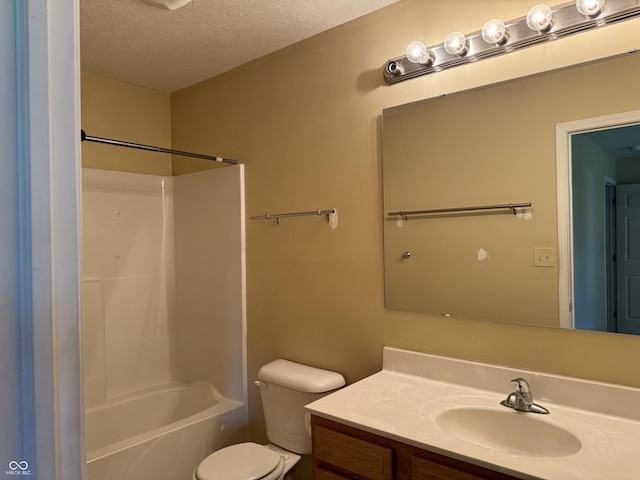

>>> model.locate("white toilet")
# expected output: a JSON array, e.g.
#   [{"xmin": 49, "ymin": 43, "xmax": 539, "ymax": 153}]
[{"xmin": 193, "ymin": 359, "xmax": 345, "ymax": 480}]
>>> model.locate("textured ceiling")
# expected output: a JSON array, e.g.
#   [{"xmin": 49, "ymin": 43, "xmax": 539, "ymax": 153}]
[
  {"xmin": 80, "ymin": 0, "xmax": 399, "ymax": 92},
  {"xmin": 583, "ymin": 125, "xmax": 640, "ymax": 159}
]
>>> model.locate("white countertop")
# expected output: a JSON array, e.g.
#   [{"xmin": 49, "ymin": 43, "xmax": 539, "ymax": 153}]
[{"xmin": 305, "ymin": 347, "xmax": 640, "ymax": 480}]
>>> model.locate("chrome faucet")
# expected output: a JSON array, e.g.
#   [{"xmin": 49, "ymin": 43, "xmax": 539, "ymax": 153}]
[{"xmin": 500, "ymin": 378, "xmax": 549, "ymax": 414}]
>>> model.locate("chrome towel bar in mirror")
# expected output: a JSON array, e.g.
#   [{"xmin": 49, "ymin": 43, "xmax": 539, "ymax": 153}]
[{"xmin": 387, "ymin": 202, "xmax": 532, "ymax": 220}]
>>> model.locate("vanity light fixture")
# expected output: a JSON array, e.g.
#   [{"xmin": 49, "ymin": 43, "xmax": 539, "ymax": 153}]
[
  {"xmin": 384, "ymin": 0, "xmax": 640, "ymax": 85},
  {"xmin": 481, "ymin": 19, "xmax": 508, "ymax": 45},
  {"xmin": 526, "ymin": 4, "xmax": 554, "ymax": 31}
]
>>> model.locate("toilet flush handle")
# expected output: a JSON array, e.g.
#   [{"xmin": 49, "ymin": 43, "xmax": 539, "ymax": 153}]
[{"xmin": 254, "ymin": 380, "xmax": 267, "ymax": 390}]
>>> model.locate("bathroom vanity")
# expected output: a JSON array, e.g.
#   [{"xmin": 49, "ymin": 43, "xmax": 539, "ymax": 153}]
[{"xmin": 306, "ymin": 347, "xmax": 640, "ymax": 480}]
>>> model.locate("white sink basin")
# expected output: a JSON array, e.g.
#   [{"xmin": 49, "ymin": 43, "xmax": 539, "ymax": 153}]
[{"xmin": 436, "ymin": 406, "xmax": 582, "ymax": 457}]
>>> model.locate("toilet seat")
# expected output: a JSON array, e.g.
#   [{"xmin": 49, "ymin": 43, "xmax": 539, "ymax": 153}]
[{"xmin": 195, "ymin": 443, "xmax": 285, "ymax": 480}]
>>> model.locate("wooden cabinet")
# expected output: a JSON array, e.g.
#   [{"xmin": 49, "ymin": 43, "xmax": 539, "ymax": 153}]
[
  {"xmin": 311, "ymin": 415, "xmax": 519, "ymax": 480},
  {"xmin": 314, "ymin": 424, "xmax": 393, "ymax": 480}
]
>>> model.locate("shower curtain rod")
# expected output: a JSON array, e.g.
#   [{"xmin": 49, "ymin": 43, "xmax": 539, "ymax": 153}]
[{"xmin": 81, "ymin": 130, "xmax": 238, "ymax": 165}]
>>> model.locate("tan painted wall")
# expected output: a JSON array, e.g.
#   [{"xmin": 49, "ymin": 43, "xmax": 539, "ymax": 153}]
[
  {"xmin": 168, "ymin": 0, "xmax": 640, "ymax": 444},
  {"xmin": 81, "ymin": 72, "xmax": 172, "ymax": 175}
]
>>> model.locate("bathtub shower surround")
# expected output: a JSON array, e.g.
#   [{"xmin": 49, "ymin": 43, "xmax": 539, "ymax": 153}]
[
  {"xmin": 83, "ymin": 169, "xmax": 175, "ymax": 403},
  {"xmin": 81, "ymin": 166, "xmax": 247, "ymax": 480}
]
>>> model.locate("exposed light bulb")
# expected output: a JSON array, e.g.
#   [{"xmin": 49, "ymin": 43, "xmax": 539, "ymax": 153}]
[
  {"xmin": 526, "ymin": 4, "xmax": 553, "ymax": 31},
  {"xmin": 576, "ymin": 0, "xmax": 605, "ymax": 16},
  {"xmin": 405, "ymin": 41, "xmax": 433, "ymax": 65},
  {"xmin": 481, "ymin": 19, "xmax": 508, "ymax": 44},
  {"xmin": 444, "ymin": 32, "xmax": 468, "ymax": 56}
]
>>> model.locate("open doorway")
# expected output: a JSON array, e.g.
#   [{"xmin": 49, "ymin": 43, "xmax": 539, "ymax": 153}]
[{"xmin": 557, "ymin": 112, "xmax": 640, "ymax": 334}]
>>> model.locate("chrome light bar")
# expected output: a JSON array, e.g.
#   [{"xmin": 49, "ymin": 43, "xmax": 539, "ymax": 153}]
[{"xmin": 384, "ymin": 0, "xmax": 640, "ymax": 85}]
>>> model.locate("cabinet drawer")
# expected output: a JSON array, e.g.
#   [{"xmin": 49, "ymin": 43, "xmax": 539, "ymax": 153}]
[{"xmin": 314, "ymin": 425, "xmax": 393, "ymax": 480}]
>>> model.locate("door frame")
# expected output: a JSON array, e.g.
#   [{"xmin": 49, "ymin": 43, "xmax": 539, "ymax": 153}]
[
  {"xmin": 556, "ymin": 109, "xmax": 640, "ymax": 330},
  {"xmin": 604, "ymin": 176, "xmax": 618, "ymax": 332},
  {"xmin": 8, "ymin": 1, "xmax": 83, "ymax": 478}
]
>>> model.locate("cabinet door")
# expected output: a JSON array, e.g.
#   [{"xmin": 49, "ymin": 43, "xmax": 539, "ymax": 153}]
[
  {"xmin": 411, "ymin": 455, "xmax": 516, "ymax": 480},
  {"xmin": 315, "ymin": 467, "xmax": 357, "ymax": 480},
  {"xmin": 314, "ymin": 425, "xmax": 393, "ymax": 480}
]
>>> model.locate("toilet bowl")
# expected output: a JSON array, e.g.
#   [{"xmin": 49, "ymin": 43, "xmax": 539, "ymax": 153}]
[
  {"xmin": 193, "ymin": 443, "xmax": 297, "ymax": 480},
  {"xmin": 192, "ymin": 360, "xmax": 345, "ymax": 480}
]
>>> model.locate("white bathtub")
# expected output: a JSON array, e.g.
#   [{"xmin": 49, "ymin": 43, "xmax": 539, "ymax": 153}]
[{"xmin": 86, "ymin": 381, "xmax": 246, "ymax": 480}]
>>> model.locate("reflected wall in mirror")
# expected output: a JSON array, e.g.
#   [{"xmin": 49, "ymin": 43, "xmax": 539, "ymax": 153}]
[{"xmin": 382, "ymin": 52, "xmax": 640, "ymax": 333}]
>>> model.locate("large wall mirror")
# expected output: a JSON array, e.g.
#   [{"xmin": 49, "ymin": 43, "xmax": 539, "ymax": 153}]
[{"xmin": 382, "ymin": 52, "xmax": 640, "ymax": 334}]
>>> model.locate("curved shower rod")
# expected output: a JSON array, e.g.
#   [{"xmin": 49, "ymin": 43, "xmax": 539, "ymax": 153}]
[{"xmin": 81, "ymin": 130, "xmax": 238, "ymax": 165}]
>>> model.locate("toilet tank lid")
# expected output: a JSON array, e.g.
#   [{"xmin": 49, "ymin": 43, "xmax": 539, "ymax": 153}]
[{"xmin": 258, "ymin": 359, "xmax": 345, "ymax": 393}]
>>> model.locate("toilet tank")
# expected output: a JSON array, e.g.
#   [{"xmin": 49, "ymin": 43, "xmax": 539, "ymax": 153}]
[{"xmin": 257, "ymin": 359, "xmax": 345, "ymax": 455}]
